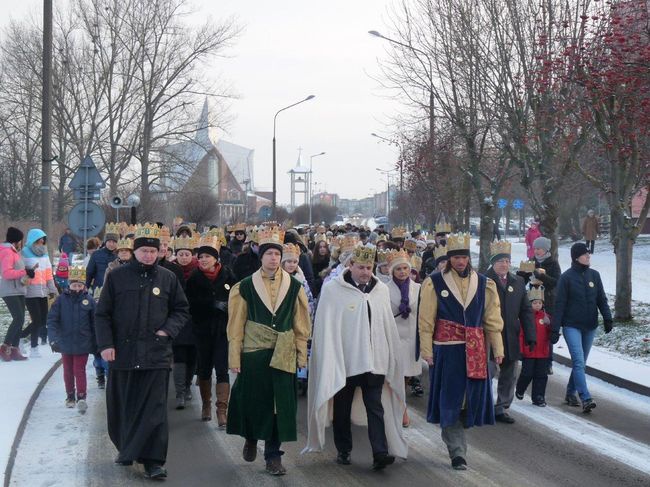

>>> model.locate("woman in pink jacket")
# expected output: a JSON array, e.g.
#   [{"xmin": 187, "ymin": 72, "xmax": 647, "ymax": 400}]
[{"xmin": 525, "ymin": 221, "xmax": 543, "ymax": 260}]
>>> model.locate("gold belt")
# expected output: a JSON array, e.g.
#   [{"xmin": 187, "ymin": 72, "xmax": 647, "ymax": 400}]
[{"xmin": 242, "ymin": 320, "xmax": 296, "ymax": 374}]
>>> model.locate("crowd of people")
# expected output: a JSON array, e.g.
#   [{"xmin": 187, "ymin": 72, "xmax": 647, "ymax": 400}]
[{"xmin": 0, "ymin": 215, "xmax": 612, "ymax": 480}]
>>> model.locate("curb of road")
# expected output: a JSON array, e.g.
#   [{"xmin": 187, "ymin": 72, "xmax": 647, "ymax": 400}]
[
  {"xmin": 3, "ymin": 358, "xmax": 62, "ymax": 487},
  {"xmin": 553, "ymin": 353, "xmax": 650, "ymax": 397}
]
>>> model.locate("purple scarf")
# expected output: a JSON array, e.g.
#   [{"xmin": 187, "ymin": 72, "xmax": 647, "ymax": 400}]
[{"xmin": 393, "ymin": 276, "xmax": 411, "ymax": 319}]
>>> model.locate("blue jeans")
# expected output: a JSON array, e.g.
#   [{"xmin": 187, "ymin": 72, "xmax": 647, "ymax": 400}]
[{"xmin": 563, "ymin": 326, "xmax": 596, "ymax": 401}]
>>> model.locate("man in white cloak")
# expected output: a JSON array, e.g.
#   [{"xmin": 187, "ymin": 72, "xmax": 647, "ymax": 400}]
[{"xmin": 304, "ymin": 245, "xmax": 408, "ymax": 470}]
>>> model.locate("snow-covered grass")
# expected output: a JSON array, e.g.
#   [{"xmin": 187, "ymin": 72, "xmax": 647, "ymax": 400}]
[
  {"xmin": 0, "ymin": 301, "xmax": 9, "ymax": 338},
  {"xmin": 593, "ymin": 296, "xmax": 650, "ymax": 363}
]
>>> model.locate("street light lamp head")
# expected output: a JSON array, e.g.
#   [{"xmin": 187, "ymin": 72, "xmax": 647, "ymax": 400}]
[
  {"xmin": 305, "ymin": 95, "xmax": 316, "ymax": 101},
  {"xmin": 371, "ymin": 132, "xmax": 378, "ymax": 137},
  {"xmin": 368, "ymin": 30, "xmax": 382, "ymax": 37}
]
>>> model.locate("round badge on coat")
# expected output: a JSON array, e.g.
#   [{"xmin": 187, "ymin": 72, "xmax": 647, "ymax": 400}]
[
  {"xmin": 507, "ymin": 286, "xmax": 514, "ymax": 292},
  {"xmin": 589, "ymin": 282, "xmax": 594, "ymax": 288},
  {"xmin": 152, "ymin": 287, "xmax": 161, "ymax": 296},
  {"xmin": 441, "ymin": 290, "xmax": 449, "ymax": 297},
  {"xmin": 539, "ymin": 319, "xmax": 544, "ymax": 325},
  {"xmin": 82, "ymin": 299, "xmax": 89, "ymax": 306},
  {"xmin": 224, "ymin": 284, "xmax": 231, "ymax": 291}
]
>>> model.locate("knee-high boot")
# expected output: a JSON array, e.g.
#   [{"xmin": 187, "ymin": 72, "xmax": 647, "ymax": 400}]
[
  {"xmin": 199, "ymin": 379, "xmax": 212, "ymax": 421},
  {"xmin": 215, "ymin": 382, "xmax": 230, "ymax": 428},
  {"xmin": 173, "ymin": 363, "xmax": 187, "ymax": 410}
]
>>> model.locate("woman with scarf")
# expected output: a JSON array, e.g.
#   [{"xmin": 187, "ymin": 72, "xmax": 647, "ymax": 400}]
[
  {"xmin": 386, "ymin": 249, "xmax": 422, "ymax": 427},
  {"xmin": 186, "ymin": 235, "xmax": 236, "ymax": 425},
  {"xmin": 310, "ymin": 239, "xmax": 330, "ymax": 299},
  {"xmin": 281, "ymin": 243, "xmax": 315, "ymax": 320}
]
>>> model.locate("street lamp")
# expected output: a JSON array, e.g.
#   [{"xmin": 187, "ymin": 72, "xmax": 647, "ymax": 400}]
[
  {"xmin": 376, "ymin": 168, "xmax": 397, "ymax": 217},
  {"xmin": 371, "ymin": 133, "xmax": 403, "ymax": 193},
  {"xmin": 309, "ymin": 151, "xmax": 326, "ymax": 224},
  {"xmin": 272, "ymin": 95, "xmax": 315, "ymax": 217}
]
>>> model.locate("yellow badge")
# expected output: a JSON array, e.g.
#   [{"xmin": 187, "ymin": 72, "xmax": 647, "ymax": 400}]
[
  {"xmin": 224, "ymin": 284, "xmax": 231, "ymax": 291},
  {"xmin": 589, "ymin": 282, "xmax": 594, "ymax": 288},
  {"xmin": 348, "ymin": 304, "xmax": 356, "ymax": 311},
  {"xmin": 508, "ymin": 286, "xmax": 514, "ymax": 292},
  {"xmin": 539, "ymin": 319, "xmax": 544, "ymax": 325},
  {"xmin": 82, "ymin": 299, "xmax": 89, "ymax": 306},
  {"xmin": 441, "ymin": 290, "xmax": 449, "ymax": 298},
  {"xmin": 152, "ymin": 287, "xmax": 161, "ymax": 296}
]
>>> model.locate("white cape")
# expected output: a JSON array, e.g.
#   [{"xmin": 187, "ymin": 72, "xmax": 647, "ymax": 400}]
[
  {"xmin": 387, "ymin": 278, "xmax": 423, "ymax": 378},
  {"xmin": 303, "ymin": 271, "xmax": 408, "ymax": 458}
]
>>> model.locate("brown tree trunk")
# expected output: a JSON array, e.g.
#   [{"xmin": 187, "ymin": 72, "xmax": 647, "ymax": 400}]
[
  {"xmin": 478, "ymin": 203, "xmax": 495, "ymax": 273},
  {"xmin": 612, "ymin": 211, "xmax": 634, "ymax": 321}
]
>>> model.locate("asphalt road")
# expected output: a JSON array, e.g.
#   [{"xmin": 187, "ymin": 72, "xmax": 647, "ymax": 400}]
[{"xmin": 76, "ymin": 363, "xmax": 650, "ymax": 487}]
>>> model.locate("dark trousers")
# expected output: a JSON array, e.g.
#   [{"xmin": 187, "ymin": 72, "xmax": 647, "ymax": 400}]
[
  {"xmin": 2, "ymin": 295, "xmax": 25, "ymax": 347},
  {"xmin": 62, "ymin": 354, "xmax": 89, "ymax": 397},
  {"xmin": 23, "ymin": 297, "xmax": 48, "ymax": 347},
  {"xmin": 248, "ymin": 418, "xmax": 283, "ymax": 461},
  {"xmin": 516, "ymin": 358, "xmax": 548, "ymax": 402},
  {"xmin": 586, "ymin": 240, "xmax": 595, "ymax": 254},
  {"xmin": 172, "ymin": 345, "xmax": 197, "ymax": 386},
  {"xmin": 196, "ymin": 334, "xmax": 228, "ymax": 383},
  {"xmin": 333, "ymin": 373, "xmax": 388, "ymax": 458}
]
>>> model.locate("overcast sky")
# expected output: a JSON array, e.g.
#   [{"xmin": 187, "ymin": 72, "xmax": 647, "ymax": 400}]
[{"xmin": 1, "ymin": 0, "xmax": 405, "ymax": 204}]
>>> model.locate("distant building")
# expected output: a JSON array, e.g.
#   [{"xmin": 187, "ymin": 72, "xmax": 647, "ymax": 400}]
[{"xmin": 312, "ymin": 192, "xmax": 339, "ymax": 208}]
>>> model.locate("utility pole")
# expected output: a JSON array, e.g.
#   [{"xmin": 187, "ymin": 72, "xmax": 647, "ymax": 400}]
[{"xmin": 41, "ymin": 0, "xmax": 53, "ymax": 242}]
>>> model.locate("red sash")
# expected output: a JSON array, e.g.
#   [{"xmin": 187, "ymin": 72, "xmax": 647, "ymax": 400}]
[{"xmin": 434, "ymin": 319, "xmax": 488, "ymax": 380}]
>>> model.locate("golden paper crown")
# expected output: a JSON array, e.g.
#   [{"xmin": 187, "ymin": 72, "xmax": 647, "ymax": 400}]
[
  {"xmin": 490, "ymin": 240, "xmax": 512, "ymax": 258},
  {"xmin": 246, "ymin": 226, "xmax": 259, "ymax": 243},
  {"xmin": 376, "ymin": 234, "xmax": 388, "ymax": 243},
  {"xmin": 385, "ymin": 249, "xmax": 410, "ymax": 270},
  {"xmin": 316, "ymin": 225, "xmax": 326, "ymax": 234},
  {"xmin": 528, "ymin": 286, "xmax": 545, "ymax": 302},
  {"xmin": 160, "ymin": 226, "xmax": 172, "ymax": 244},
  {"xmin": 404, "ymin": 238, "xmax": 418, "ymax": 253},
  {"xmin": 69, "ymin": 266, "xmax": 86, "ymax": 282},
  {"xmin": 282, "ymin": 243, "xmax": 301, "ymax": 260},
  {"xmin": 434, "ymin": 245, "xmax": 448, "ymax": 261},
  {"xmin": 351, "ymin": 246, "xmax": 376, "ymax": 265},
  {"xmin": 116, "ymin": 238, "xmax": 133, "ymax": 251},
  {"xmin": 173, "ymin": 235, "xmax": 194, "ymax": 252},
  {"xmin": 118, "ymin": 222, "xmax": 129, "ymax": 237},
  {"xmin": 125, "ymin": 225, "xmax": 137, "ymax": 236},
  {"xmin": 105, "ymin": 222, "xmax": 120, "ymax": 237},
  {"xmin": 340, "ymin": 233, "xmax": 360, "ymax": 253},
  {"xmin": 391, "ymin": 226, "xmax": 407, "ymax": 239},
  {"xmin": 258, "ymin": 226, "xmax": 285, "ymax": 247},
  {"xmin": 376, "ymin": 249, "xmax": 390, "ymax": 264},
  {"xmin": 197, "ymin": 235, "xmax": 221, "ymax": 253},
  {"xmin": 314, "ymin": 233, "xmax": 328, "ymax": 244},
  {"xmin": 519, "ymin": 261, "xmax": 536, "ymax": 273},
  {"xmin": 233, "ymin": 223, "xmax": 246, "ymax": 232},
  {"xmin": 206, "ymin": 227, "xmax": 227, "ymax": 246},
  {"xmin": 410, "ymin": 255, "xmax": 423, "ymax": 272},
  {"xmin": 447, "ymin": 233, "xmax": 470, "ymax": 252},
  {"xmin": 134, "ymin": 223, "xmax": 161, "ymax": 241},
  {"xmin": 435, "ymin": 223, "xmax": 452, "ymax": 234}
]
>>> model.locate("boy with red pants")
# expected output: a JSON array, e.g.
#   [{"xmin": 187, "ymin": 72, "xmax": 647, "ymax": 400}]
[{"xmin": 47, "ymin": 266, "xmax": 96, "ymax": 413}]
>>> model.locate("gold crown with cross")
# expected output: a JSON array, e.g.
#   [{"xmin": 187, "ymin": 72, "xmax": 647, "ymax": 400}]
[
  {"xmin": 134, "ymin": 223, "xmax": 161, "ymax": 240},
  {"xmin": 446, "ymin": 233, "xmax": 470, "ymax": 252},
  {"xmin": 351, "ymin": 246, "xmax": 376, "ymax": 265},
  {"xmin": 68, "ymin": 266, "xmax": 86, "ymax": 282}
]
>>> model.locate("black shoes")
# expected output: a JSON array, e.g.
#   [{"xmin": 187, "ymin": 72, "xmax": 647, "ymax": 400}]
[
  {"xmin": 533, "ymin": 400, "xmax": 546, "ymax": 407},
  {"xmin": 515, "ymin": 391, "xmax": 524, "ymax": 400},
  {"xmin": 242, "ymin": 439, "xmax": 257, "ymax": 462},
  {"xmin": 144, "ymin": 462, "xmax": 167, "ymax": 480},
  {"xmin": 410, "ymin": 377, "xmax": 424, "ymax": 397},
  {"xmin": 372, "ymin": 454, "xmax": 395, "ymax": 471},
  {"xmin": 97, "ymin": 375, "xmax": 106, "ymax": 389},
  {"xmin": 582, "ymin": 399, "xmax": 597, "ymax": 413},
  {"xmin": 265, "ymin": 457, "xmax": 286, "ymax": 476},
  {"xmin": 114, "ymin": 456, "xmax": 133, "ymax": 466},
  {"xmin": 565, "ymin": 394, "xmax": 580, "ymax": 407},
  {"xmin": 495, "ymin": 413, "xmax": 515, "ymax": 424},
  {"xmin": 451, "ymin": 456, "xmax": 467, "ymax": 470},
  {"xmin": 336, "ymin": 451, "xmax": 351, "ymax": 465}
]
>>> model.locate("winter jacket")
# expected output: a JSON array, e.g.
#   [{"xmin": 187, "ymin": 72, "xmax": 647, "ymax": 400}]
[
  {"xmin": 47, "ymin": 290, "xmax": 97, "ymax": 355},
  {"xmin": 520, "ymin": 309, "xmax": 551, "ymax": 359},
  {"xmin": 58, "ymin": 233, "xmax": 78, "ymax": 254},
  {"xmin": 298, "ymin": 251, "xmax": 315, "ymax": 289},
  {"xmin": 232, "ymin": 248, "xmax": 261, "ymax": 282},
  {"xmin": 525, "ymin": 226, "xmax": 542, "ymax": 260},
  {"xmin": 517, "ymin": 257, "xmax": 561, "ymax": 314},
  {"xmin": 85, "ymin": 246, "xmax": 117, "ymax": 289},
  {"xmin": 186, "ymin": 266, "xmax": 236, "ymax": 339},
  {"xmin": 552, "ymin": 262, "xmax": 612, "ymax": 332},
  {"xmin": 0, "ymin": 243, "xmax": 27, "ymax": 297},
  {"xmin": 95, "ymin": 260, "xmax": 190, "ymax": 370},
  {"xmin": 486, "ymin": 268, "xmax": 536, "ymax": 362},
  {"xmin": 219, "ymin": 246, "xmax": 235, "ymax": 269},
  {"xmin": 581, "ymin": 216, "xmax": 600, "ymax": 240},
  {"xmin": 21, "ymin": 229, "xmax": 57, "ymax": 299},
  {"xmin": 159, "ymin": 258, "xmax": 194, "ymax": 347}
]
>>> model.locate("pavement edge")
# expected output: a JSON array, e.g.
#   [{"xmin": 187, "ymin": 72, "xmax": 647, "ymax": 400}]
[{"xmin": 3, "ymin": 358, "xmax": 62, "ymax": 487}]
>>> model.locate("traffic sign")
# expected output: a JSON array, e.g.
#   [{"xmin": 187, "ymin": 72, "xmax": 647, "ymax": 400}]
[
  {"xmin": 73, "ymin": 188, "xmax": 101, "ymax": 200},
  {"xmin": 512, "ymin": 199, "xmax": 525, "ymax": 210},
  {"xmin": 259, "ymin": 206, "xmax": 272, "ymax": 220},
  {"xmin": 68, "ymin": 202, "xmax": 106, "ymax": 239},
  {"xmin": 497, "ymin": 198, "xmax": 508, "ymax": 209},
  {"xmin": 69, "ymin": 156, "xmax": 106, "ymax": 193}
]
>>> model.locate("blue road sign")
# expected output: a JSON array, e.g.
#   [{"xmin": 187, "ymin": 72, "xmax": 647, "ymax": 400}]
[
  {"xmin": 68, "ymin": 202, "xmax": 106, "ymax": 239},
  {"xmin": 259, "ymin": 206, "xmax": 272, "ymax": 220},
  {"xmin": 497, "ymin": 198, "xmax": 508, "ymax": 209},
  {"xmin": 69, "ymin": 156, "xmax": 106, "ymax": 192},
  {"xmin": 512, "ymin": 199, "xmax": 525, "ymax": 210}
]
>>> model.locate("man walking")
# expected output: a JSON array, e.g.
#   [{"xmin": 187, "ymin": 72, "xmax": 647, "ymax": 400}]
[{"xmin": 581, "ymin": 210, "xmax": 600, "ymax": 254}]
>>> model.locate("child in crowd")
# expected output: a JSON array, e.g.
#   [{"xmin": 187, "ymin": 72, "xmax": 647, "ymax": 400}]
[
  {"xmin": 54, "ymin": 253, "xmax": 70, "ymax": 292},
  {"xmin": 515, "ymin": 286, "xmax": 551, "ymax": 406},
  {"xmin": 47, "ymin": 266, "xmax": 96, "ymax": 413}
]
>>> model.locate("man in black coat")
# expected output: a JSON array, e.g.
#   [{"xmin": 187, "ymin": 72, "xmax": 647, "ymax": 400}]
[
  {"xmin": 95, "ymin": 226, "xmax": 190, "ymax": 480},
  {"xmin": 486, "ymin": 242, "xmax": 536, "ymax": 424},
  {"xmin": 232, "ymin": 241, "xmax": 261, "ymax": 282}
]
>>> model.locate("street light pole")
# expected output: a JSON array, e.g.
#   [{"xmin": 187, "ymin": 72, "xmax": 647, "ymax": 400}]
[
  {"xmin": 272, "ymin": 95, "xmax": 315, "ymax": 218},
  {"xmin": 371, "ymin": 133, "xmax": 403, "ymax": 194},
  {"xmin": 41, "ymin": 0, "xmax": 53, "ymax": 243},
  {"xmin": 309, "ymin": 152, "xmax": 326, "ymax": 225},
  {"xmin": 376, "ymin": 168, "xmax": 397, "ymax": 218}
]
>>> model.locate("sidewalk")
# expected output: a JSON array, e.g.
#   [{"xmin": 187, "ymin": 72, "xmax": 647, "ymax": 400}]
[{"xmin": 0, "ymin": 347, "xmax": 60, "ymax": 486}]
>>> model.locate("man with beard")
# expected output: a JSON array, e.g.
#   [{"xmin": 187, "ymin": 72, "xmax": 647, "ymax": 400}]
[{"xmin": 95, "ymin": 223, "xmax": 190, "ymax": 480}]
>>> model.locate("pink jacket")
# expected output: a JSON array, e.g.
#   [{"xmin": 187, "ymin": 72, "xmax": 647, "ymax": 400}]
[
  {"xmin": 0, "ymin": 243, "xmax": 27, "ymax": 297},
  {"xmin": 525, "ymin": 226, "xmax": 542, "ymax": 259}
]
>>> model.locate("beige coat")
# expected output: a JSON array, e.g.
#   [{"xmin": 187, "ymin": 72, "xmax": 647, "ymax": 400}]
[{"xmin": 582, "ymin": 215, "xmax": 600, "ymax": 240}]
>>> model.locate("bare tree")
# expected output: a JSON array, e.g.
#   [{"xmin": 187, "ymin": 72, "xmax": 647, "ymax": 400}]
[{"xmin": 177, "ymin": 190, "xmax": 219, "ymax": 228}]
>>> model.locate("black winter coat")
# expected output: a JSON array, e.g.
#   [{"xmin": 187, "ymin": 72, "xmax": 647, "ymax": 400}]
[
  {"xmin": 486, "ymin": 269, "xmax": 536, "ymax": 362},
  {"xmin": 47, "ymin": 290, "xmax": 96, "ymax": 355},
  {"xmin": 517, "ymin": 257, "xmax": 561, "ymax": 314},
  {"xmin": 95, "ymin": 260, "xmax": 190, "ymax": 370},
  {"xmin": 186, "ymin": 266, "xmax": 236, "ymax": 338},
  {"xmin": 552, "ymin": 262, "xmax": 612, "ymax": 332},
  {"xmin": 160, "ymin": 258, "xmax": 195, "ymax": 347},
  {"xmin": 232, "ymin": 248, "xmax": 260, "ymax": 282},
  {"xmin": 86, "ymin": 246, "xmax": 117, "ymax": 289}
]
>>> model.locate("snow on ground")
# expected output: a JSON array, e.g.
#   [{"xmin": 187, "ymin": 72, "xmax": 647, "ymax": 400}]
[{"xmin": 0, "ymin": 347, "xmax": 60, "ymax": 486}]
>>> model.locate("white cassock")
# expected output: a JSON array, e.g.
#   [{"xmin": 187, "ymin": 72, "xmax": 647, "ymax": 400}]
[{"xmin": 387, "ymin": 278, "xmax": 423, "ymax": 377}]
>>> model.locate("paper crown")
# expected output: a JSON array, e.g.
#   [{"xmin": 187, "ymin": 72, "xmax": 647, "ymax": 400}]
[
  {"xmin": 160, "ymin": 226, "xmax": 172, "ymax": 244},
  {"xmin": 385, "ymin": 249, "xmax": 410, "ymax": 270},
  {"xmin": 197, "ymin": 234, "xmax": 221, "ymax": 253},
  {"xmin": 258, "ymin": 226, "xmax": 285, "ymax": 247},
  {"xmin": 125, "ymin": 224, "xmax": 137, "ymax": 236},
  {"xmin": 434, "ymin": 245, "xmax": 449, "ymax": 261},
  {"xmin": 116, "ymin": 238, "xmax": 133, "ymax": 251},
  {"xmin": 314, "ymin": 233, "xmax": 329, "ymax": 244},
  {"xmin": 134, "ymin": 223, "xmax": 161, "ymax": 241},
  {"xmin": 340, "ymin": 233, "xmax": 360, "ymax": 253},
  {"xmin": 173, "ymin": 235, "xmax": 195, "ymax": 252},
  {"xmin": 282, "ymin": 243, "xmax": 301, "ymax": 260},
  {"xmin": 105, "ymin": 222, "xmax": 120, "ymax": 238},
  {"xmin": 376, "ymin": 234, "xmax": 388, "ymax": 243},
  {"xmin": 528, "ymin": 286, "xmax": 545, "ymax": 302},
  {"xmin": 206, "ymin": 227, "xmax": 227, "ymax": 246},
  {"xmin": 376, "ymin": 249, "xmax": 390, "ymax": 264},
  {"xmin": 391, "ymin": 226, "xmax": 407, "ymax": 239},
  {"xmin": 68, "ymin": 266, "xmax": 86, "ymax": 282},
  {"xmin": 118, "ymin": 222, "xmax": 129, "ymax": 237},
  {"xmin": 447, "ymin": 233, "xmax": 471, "ymax": 253},
  {"xmin": 435, "ymin": 223, "xmax": 452, "ymax": 234},
  {"xmin": 410, "ymin": 255, "xmax": 423, "ymax": 272},
  {"xmin": 490, "ymin": 240, "xmax": 512, "ymax": 258},
  {"xmin": 404, "ymin": 238, "xmax": 418, "ymax": 253},
  {"xmin": 246, "ymin": 226, "xmax": 259, "ymax": 243},
  {"xmin": 232, "ymin": 223, "xmax": 246, "ymax": 232},
  {"xmin": 351, "ymin": 246, "xmax": 376, "ymax": 265},
  {"xmin": 519, "ymin": 261, "xmax": 536, "ymax": 273},
  {"xmin": 316, "ymin": 225, "xmax": 326, "ymax": 234}
]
